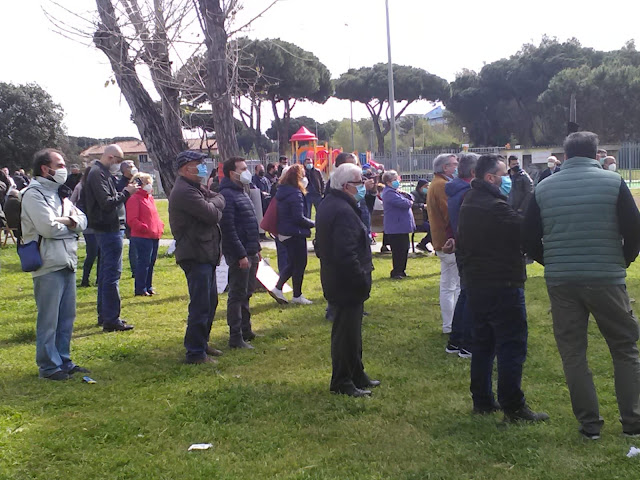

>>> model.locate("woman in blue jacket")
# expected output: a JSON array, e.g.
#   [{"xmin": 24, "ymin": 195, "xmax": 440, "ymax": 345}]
[
  {"xmin": 381, "ymin": 170, "xmax": 415, "ymax": 279},
  {"xmin": 273, "ymin": 164, "xmax": 315, "ymax": 304}
]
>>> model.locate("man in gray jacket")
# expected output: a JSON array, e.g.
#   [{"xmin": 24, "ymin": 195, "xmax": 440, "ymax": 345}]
[
  {"xmin": 523, "ymin": 131, "xmax": 640, "ymax": 439},
  {"xmin": 21, "ymin": 149, "xmax": 88, "ymax": 380}
]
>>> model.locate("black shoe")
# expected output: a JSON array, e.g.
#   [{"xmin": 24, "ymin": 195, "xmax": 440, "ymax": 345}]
[
  {"xmin": 242, "ymin": 331, "xmax": 257, "ymax": 342},
  {"xmin": 445, "ymin": 342, "xmax": 460, "ymax": 354},
  {"xmin": 380, "ymin": 246, "xmax": 390, "ymax": 254},
  {"xmin": 390, "ymin": 274, "xmax": 404, "ymax": 280},
  {"xmin": 331, "ymin": 387, "xmax": 372, "ymax": 397},
  {"xmin": 43, "ymin": 371, "xmax": 72, "ymax": 381},
  {"xmin": 623, "ymin": 427, "xmax": 640, "ymax": 437},
  {"xmin": 400, "ymin": 272, "xmax": 408, "ymax": 278},
  {"xmin": 415, "ymin": 243, "xmax": 428, "ymax": 252},
  {"xmin": 579, "ymin": 428, "xmax": 601, "ymax": 440},
  {"xmin": 357, "ymin": 379, "xmax": 380, "ymax": 388},
  {"xmin": 229, "ymin": 339, "xmax": 254, "ymax": 350},
  {"xmin": 134, "ymin": 292, "xmax": 151, "ymax": 297},
  {"xmin": 147, "ymin": 288, "xmax": 156, "ymax": 295},
  {"xmin": 458, "ymin": 348, "xmax": 472, "ymax": 359},
  {"xmin": 103, "ymin": 321, "xmax": 134, "ymax": 332},
  {"xmin": 473, "ymin": 401, "xmax": 501, "ymax": 415},
  {"xmin": 79, "ymin": 281, "xmax": 90, "ymax": 288},
  {"xmin": 68, "ymin": 366, "xmax": 91, "ymax": 374},
  {"xmin": 362, "ymin": 311, "xmax": 369, "ymax": 316},
  {"xmin": 205, "ymin": 345, "xmax": 224, "ymax": 357},
  {"xmin": 504, "ymin": 405, "xmax": 549, "ymax": 423}
]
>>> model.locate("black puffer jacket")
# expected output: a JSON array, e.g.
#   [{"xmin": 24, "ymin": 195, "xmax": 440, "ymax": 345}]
[
  {"xmin": 218, "ymin": 177, "xmax": 261, "ymax": 260},
  {"xmin": 276, "ymin": 184, "xmax": 314, "ymax": 237},
  {"xmin": 457, "ymin": 179, "xmax": 525, "ymax": 288},
  {"xmin": 169, "ymin": 175, "xmax": 225, "ymax": 265},
  {"xmin": 315, "ymin": 189, "xmax": 373, "ymax": 306}
]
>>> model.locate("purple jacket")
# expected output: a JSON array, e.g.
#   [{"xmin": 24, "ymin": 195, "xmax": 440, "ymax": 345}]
[{"xmin": 382, "ymin": 186, "xmax": 415, "ymax": 234}]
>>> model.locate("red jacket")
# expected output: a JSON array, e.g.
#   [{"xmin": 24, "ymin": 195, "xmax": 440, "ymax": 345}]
[{"xmin": 126, "ymin": 189, "xmax": 164, "ymax": 239}]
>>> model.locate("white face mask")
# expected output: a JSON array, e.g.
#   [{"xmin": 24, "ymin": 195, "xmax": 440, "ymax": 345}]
[
  {"xmin": 547, "ymin": 161, "xmax": 555, "ymax": 169},
  {"xmin": 130, "ymin": 167, "xmax": 139, "ymax": 176},
  {"xmin": 110, "ymin": 163, "xmax": 121, "ymax": 175},
  {"xmin": 608, "ymin": 163, "xmax": 617, "ymax": 172},
  {"xmin": 301, "ymin": 177, "xmax": 309, "ymax": 188},
  {"xmin": 143, "ymin": 183, "xmax": 153, "ymax": 193},
  {"xmin": 50, "ymin": 167, "xmax": 68, "ymax": 184},
  {"xmin": 239, "ymin": 170, "xmax": 253, "ymax": 185}
]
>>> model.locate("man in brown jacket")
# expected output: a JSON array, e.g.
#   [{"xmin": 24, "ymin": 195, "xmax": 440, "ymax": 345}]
[
  {"xmin": 427, "ymin": 153, "xmax": 461, "ymax": 334},
  {"xmin": 169, "ymin": 151, "xmax": 226, "ymax": 364}
]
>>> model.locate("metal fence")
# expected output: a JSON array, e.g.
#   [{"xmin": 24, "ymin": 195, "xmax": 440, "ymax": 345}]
[
  {"xmin": 617, "ymin": 142, "xmax": 640, "ymax": 186},
  {"xmin": 371, "ymin": 147, "xmax": 502, "ymax": 181}
]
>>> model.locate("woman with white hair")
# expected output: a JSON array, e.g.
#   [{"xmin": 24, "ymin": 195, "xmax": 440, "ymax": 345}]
[
  {"xmin": 381, "ymin": 170, "xmax": 415, "ymax": 279},
  {"xmin": 316, "ymin": 163, "xmax": 379, "ymax": 397}
]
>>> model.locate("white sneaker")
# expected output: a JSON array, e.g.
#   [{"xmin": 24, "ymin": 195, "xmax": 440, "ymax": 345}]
[
  {"xmin": 270, "ymin": 288, "xmax": 288, "ymax": 304},
  {"xmin": 291, "ymin": 295, "xmax": 313, "ymax": 305}
]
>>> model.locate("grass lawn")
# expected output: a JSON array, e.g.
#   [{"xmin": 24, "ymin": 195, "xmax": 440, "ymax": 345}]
[
  {"xmin": 154, "ymin": 198, "xmax": 172, "ymax": 239},
  {"xmin": 2, "ymin": 244, "xmax": 640, "ymax": 479}
]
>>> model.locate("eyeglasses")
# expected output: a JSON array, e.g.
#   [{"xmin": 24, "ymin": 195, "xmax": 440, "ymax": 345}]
[
  {"xmin": 112, "ymin": 155, "xmax": 124, "ymax": 161},
  {"xmin": 347, "ymin": 180, "xmax": 364, "ymax": 186}
]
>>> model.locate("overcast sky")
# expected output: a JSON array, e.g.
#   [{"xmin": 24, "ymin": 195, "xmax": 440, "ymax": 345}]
[{"xmin": 2, "ymin": 0, "xmax": 638, "ymax": 139}]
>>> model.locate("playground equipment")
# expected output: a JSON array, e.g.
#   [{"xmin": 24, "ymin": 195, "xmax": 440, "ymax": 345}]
[{"xmin": 289, "ymin": 126, "xmax": 385, "ymax": 173}]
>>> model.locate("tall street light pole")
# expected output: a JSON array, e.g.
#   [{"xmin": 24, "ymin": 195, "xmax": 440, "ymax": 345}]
[{"xmin": 385, "ymin": 0, "xmax": 398, "ymax": 170}]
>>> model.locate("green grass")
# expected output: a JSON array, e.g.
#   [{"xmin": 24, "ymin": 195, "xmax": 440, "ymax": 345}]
[
  {"xmin": 2, "ymin": 244, "xmax": 640, "ymax": 479},
  {"xmin": 155, "ymin": 198, "xmax": 172, "ymax": 239}
]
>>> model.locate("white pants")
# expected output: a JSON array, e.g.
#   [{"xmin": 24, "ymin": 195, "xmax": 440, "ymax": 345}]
[{"xmin": 437, "ymin": 251, "xmax": 460, "ymax": 333}]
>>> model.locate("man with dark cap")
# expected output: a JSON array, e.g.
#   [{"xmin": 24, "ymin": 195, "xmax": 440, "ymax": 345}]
[{"xmin": 169, "ymin": 151, "xmax": 226, "ymax": 364}]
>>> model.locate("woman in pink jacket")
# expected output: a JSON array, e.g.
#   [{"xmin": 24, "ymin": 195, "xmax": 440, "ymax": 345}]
[{"xmin": 126, "ymin": 173, "xmax": 164, "ymax": 296}]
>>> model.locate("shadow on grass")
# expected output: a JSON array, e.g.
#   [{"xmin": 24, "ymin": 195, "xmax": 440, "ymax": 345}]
[{"xmin": 0, "ymin": 326, "xmax": 36, "ymax": 346}]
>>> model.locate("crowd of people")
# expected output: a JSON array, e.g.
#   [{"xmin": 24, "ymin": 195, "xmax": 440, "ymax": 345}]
[{"xmin": 9, "ymin": 130, "xmax": 640, "ymax": 440}]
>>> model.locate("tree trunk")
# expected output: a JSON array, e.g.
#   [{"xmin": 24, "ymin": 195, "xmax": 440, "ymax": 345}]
[
  {"xmin": 198, "ymin": 0, "xmax": 239, "ymax": 161},
  {"xmin": 373, "ymin": 116, "xmax": 385, "ymax": 154},
  {"xmin": 94, "ymin": 0, "xmax": 186, "ymax": 195}
]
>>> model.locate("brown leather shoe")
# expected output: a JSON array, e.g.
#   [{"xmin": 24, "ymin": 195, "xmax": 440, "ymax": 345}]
[{"xmin": 206, "ymin": 345, "xmax": 224, "ymax": 357}]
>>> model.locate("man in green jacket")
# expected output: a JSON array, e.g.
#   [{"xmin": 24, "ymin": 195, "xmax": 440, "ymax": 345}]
[{"xmin": 523, "ymin": 131, "xmax": 640, "ymax": 440}]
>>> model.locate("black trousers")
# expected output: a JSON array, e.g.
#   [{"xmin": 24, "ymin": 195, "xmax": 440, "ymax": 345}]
[
  {"xmin": 226, "ymin": 254, "xmax": 259, "ymax": 343},
  {"xmin": 276, "ymin": 236, "xmax": 308, "ymax": 297},
  {"xmin": 330, "ymin": 302, "xmax": 369, "ymax": 392},
  {"xmin": 386, "ymin": 233, "xmax": 409, "ymax": 277}
]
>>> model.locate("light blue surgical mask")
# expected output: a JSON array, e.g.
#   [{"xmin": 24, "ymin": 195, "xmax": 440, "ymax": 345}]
[
  {"xmin": 499, "ymin": 175, "xmax": 512, "ymax": 196},
  {"xmin": 305, "ymin": 163, "xmax": 313, "ymax": 170},
  {"xmin": 421, "ymin": 187, "xmax": 428, "ymax": 194},
  {"xmin": 197, "ymin": 163, "xmax": 208, "ymax": 178},
  {"xmin": 452, "ymin": 167, "xmax": 458, "ymax": 179},
  {"xmin": 391, "ymin": 180, "xmax": 400, "ymax": 189},
  {"xmin": 354, "ymin": 184, "xmax": 366, "ymax": 202}
]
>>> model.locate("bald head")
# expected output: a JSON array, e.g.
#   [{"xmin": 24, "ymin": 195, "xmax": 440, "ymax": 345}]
[{"xmin": 100, "ymin": 144, "xmax": 124, "ymax": 167}]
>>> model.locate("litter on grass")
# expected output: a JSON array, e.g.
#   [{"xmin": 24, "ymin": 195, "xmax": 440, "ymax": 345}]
[
  {"xmin": 626, "ymin": 446, "xmax": 640, "ymax": 458},
  {"xmin": 188, "ymin": 443, "xmax": 213, "ymax": 451}
]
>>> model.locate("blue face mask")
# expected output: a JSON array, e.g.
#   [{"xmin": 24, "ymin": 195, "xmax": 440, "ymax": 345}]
[
  {"xmin": 197, "ymin": 164, "xmax": 208, "ymax": 178},
  {"xmin": 305, "ymin": 163, "xmax": 313, "ymax": 170},
  {"xmin": 421, "ymin": 187, "xmax": 428, "ymax": 194},
  {"xmin": 452, "ymin": 167, "xmax": 458, "ymax": 179},
  {"xmin": 354, "ymin": 184, "xmax": 366, "ymax": 202},
  {"xmin": 499, "ymin": 175, "xmax": 512, "ymax": 196},
  {"xmin": 391, "ymin": 180, "xmax": 400, "ymax": 189}
]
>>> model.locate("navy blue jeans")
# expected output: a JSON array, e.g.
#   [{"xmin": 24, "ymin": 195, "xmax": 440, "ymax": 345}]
[
  {"xmin": 276, "ymin": 236, "xmax": 308, "ymax": 297},
  {"xmin": 467, "ymin": 287, "xmax": 528, "ymax": 413},
  {"xmin": 130, "ymin": 237, "xmax": 159, "ymax": 295},
  {"xmin": 449, "ymin": 288, "xmax": 473, "ymax": 351},
  {"xmin": 180, "ymin": 261, "xmax": 218, "ymax": 362},
  {"xmin": 96, "ymin": 231, "xmax": 124, "ymax": 327},
  {"xmin": 81, "ymin": 232, "xmax": 99, "ymax": 286}
]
